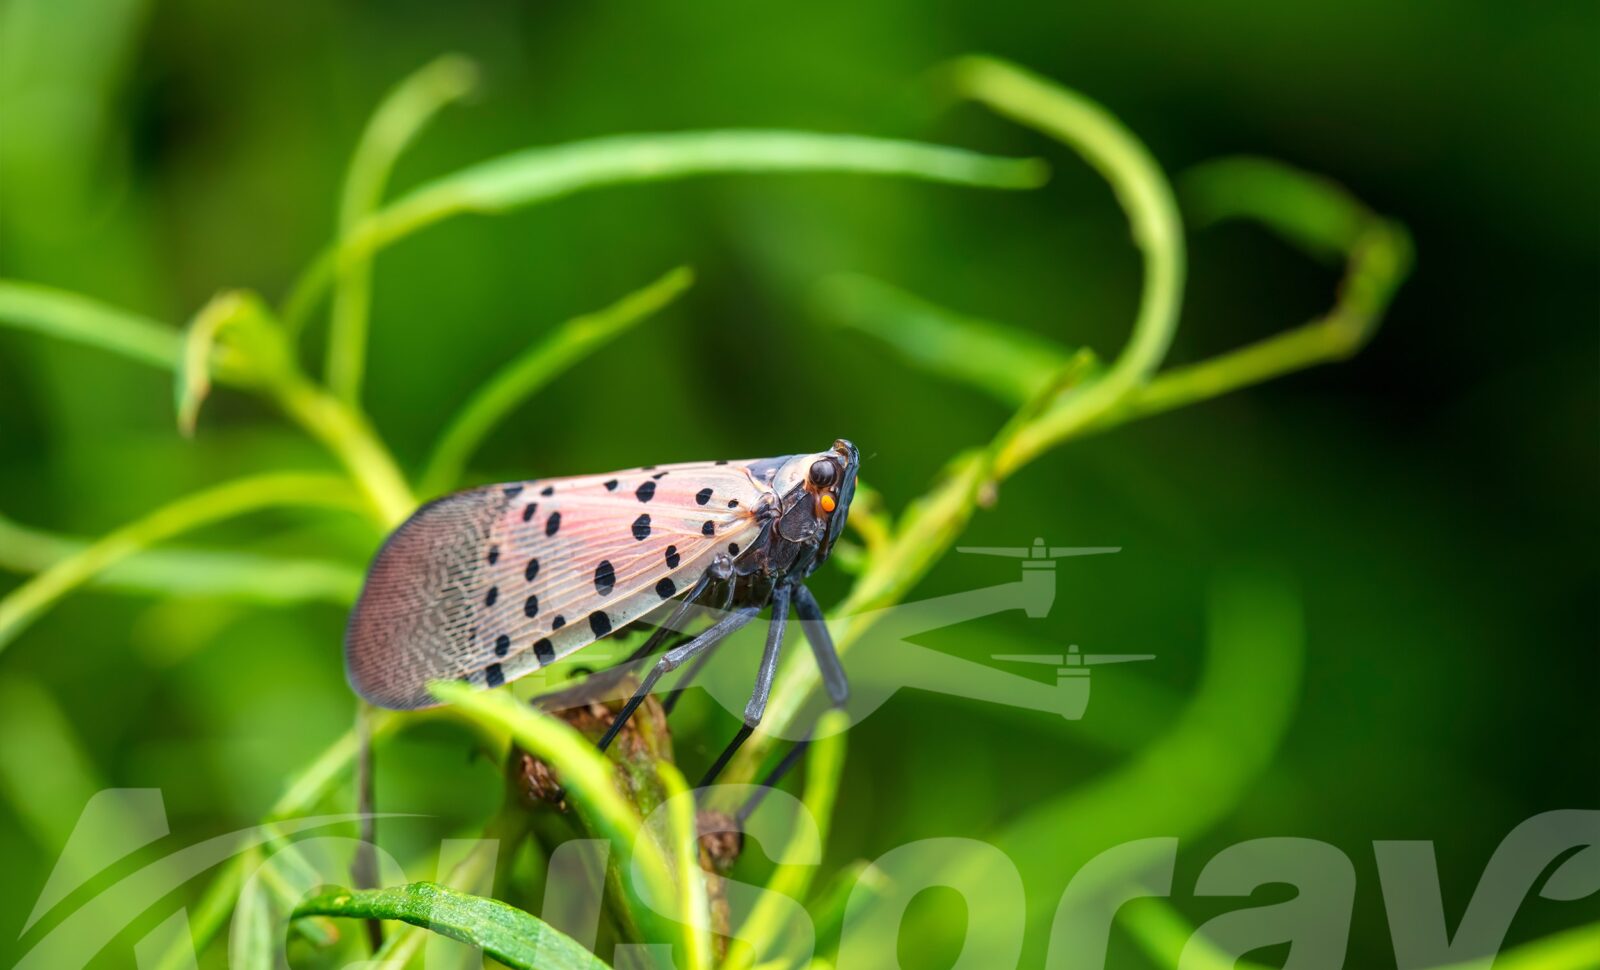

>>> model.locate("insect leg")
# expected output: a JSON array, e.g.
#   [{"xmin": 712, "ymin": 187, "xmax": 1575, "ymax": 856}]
[
  {"xmin": 622, "ymin": 566, "xmax": 720, "ymax": 668},
  {"xmin": 698, "ymin": 585, "xmax": 791, "ymax": 786},
  {"xmin": 737, "ymin": 735, "xmax": 810, "ymax": 824},
  {"xmin": 792, "ymin": 584, "xmax": 850, "ymax": 706},
  {"xmin": 596, "ymin": 604, "xmax": 760, "ymax": 753},
  {"xmin": 662, "ymin": 572, "xmax": 740, "ymax": 715}
]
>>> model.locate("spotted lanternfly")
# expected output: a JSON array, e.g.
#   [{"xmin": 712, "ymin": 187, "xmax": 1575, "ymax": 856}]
[{"xmin": 346, "ymin": 439, "xmax": 858, "ymax": 782}]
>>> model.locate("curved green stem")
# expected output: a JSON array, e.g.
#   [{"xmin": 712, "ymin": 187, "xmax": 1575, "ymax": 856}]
[
  {"xmin": 327, "ymin": 54, "xmax": 478, "ymax": 402},
  {"xmin": 946, "ymin": 55, "xmax": 1185, "ymax": 478}
]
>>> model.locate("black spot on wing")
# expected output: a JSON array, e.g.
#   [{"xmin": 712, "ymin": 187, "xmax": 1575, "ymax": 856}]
[
  {"xmin": 484, "ymin": 586, "xmax": 499, "ymax": 607},
  {"xmin": 696, "ymin": 487, "xmax": 713, "ymax": 505},
  {"xmin": 729, "ymin": 543, "xmax": 740, "ymax": 556},
  {"xmin": 524, "ymin": 594, "xmax": 539, "ymax": 617},
  {"xmin": 486, "ymin": 663, "xmax": 505, "ymax": 688},
  {"xmin": 504, "ymin": 485, "xmax": 524, "ymax": 498},
  {"xmin": 495, "ymin": 634, "xmax": 510, "ymax": 657},
  {"xmin": 487, "ymin": 545, "xmax": 499, "ymax": 565},
  {"xmin": 595, "ymin": 560, "xmax": 615, "ymax": 596},
  {"xmin": 636, "ymin": 480, "xmax": 656, "ymax": 503},
  {"xmin": 702, "ymin": 520, "xmax": 715, "ymax": 536},
  {"xmin": 533, "ymin": 638, "xmax": 555, "ymax": 664},
  {"xmin": 656, "ymin": 576, "xmax": 676, "ymax": 599},
  {"xmin": 632, "ymin": 513, "xmax": 651, "ymax": 540},
  {"xmin": 540, "ymin": 485, "xmax": 554, "ymax": 497},
  {"xmin": 665, "ymin": 545, "xmax": 680, "ymax": 569},
  {"xmin": 546, "ymin": 511, "xmax": 562, "ymax": 537},
  {"xmin": 552, "ymin": 615, "xmax": 566, "ymax": 629},
  {"xmin": 525, "ymin": 557, "xmax": 539, "ymax": 582},
  {"xmin": 604, "ymin": 479, "xmax": 618, "ymax": 491},
  {"xmin": 589, "ymin": 612, "xmax": 612, "ymax": 637},
  {"xmin": 522, "ymin": 503, "xmax": 538, "ymax": 522}
]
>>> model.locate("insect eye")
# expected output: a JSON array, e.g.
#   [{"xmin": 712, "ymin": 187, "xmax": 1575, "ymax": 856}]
[{"xmin": 808, "ymin": 460, "xmax": 837, "ymax": 488}]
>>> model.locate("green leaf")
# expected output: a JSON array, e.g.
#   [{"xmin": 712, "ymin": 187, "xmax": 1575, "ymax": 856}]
[
  {"xmin": 0, "ymin": 280, "xmax": 180, "ymax": 369},
  {"xmin": 1182, "ymin": 155, "xmax": 1373, "ymax": 262},
  {"xmin": 282, "ymin": 130, "xmax": 1047, "ymax": 329},
  {"xmin": 328, "ymin": 54, "xmax": 480, "ymax": 401},
  {"xmin": 419, "ymin": 265, "xmax": 694, "ymax": 495},
  {"xmin": 293, "ymin": 882, "xmax": 613, "ymax": 970},
  {"xmin": 0, "ymin": 472, "xmax": 363, "ymax": 654},
  {"xmin": 0, "ymin": 512, "xmax": 361, "ymax": 604},
  {"xmin": 814, "ymin": 273, "xmax": 1073, "ymax": 407},
  {"xmin": 175, "ymin": 290, "xmax": 293, "ymax": 436}
]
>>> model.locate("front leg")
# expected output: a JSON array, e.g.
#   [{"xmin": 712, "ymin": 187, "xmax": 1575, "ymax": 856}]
[
  {"xmin": 793, "ymin": 583, "xmax": 850, "ymax": 706},
  {"xmin": 698, "ymin": 584, "xmax": 792, "ymax": 786}
]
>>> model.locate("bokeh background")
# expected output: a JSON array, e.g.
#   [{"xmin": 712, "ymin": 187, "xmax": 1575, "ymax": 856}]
[{"xmin": 2, "ymin": 2, "xmax": 1596, "ymax": 967}]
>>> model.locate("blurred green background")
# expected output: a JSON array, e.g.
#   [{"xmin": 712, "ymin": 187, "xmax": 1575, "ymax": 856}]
[{"xmin": 2, "ymin": 1, "xmax": 1596, "ymax": 967}]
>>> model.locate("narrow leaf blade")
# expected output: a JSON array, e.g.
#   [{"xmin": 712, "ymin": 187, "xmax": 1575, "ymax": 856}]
[
  {"xmin": 419, "ymin": 265, "xmax": 693, "ymax": 494},
  {"xmin": 293, "ymin": 882, "xmax": 613, "ymax": 970},
  {"xmin": 0, "ymin": 281, "xmax": 179, "ymax": 369},
  {"xmin": 815, "ymin": 273, "xmax": 1073, "ymax": 406}
]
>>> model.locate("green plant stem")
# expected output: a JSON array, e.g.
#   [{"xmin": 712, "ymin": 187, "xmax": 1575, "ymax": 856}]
[
  {"xmin": 0, "ymin": 472, "xmax": 363, "ymax": 654},
  {"xmin": 946, "ymin": 55, "xmax": 1184, "ymax": 479},
  {"xmin": 280, "ymin": 130, "xmax": 1046, "ymax": 330},
  {"xmin": 329, "ymin": 54, "xmax": 479, "ymax": 403},
  {"xmin": 658, "ymin": 764, "xmax": 714, "ymax": 970},
  {"xmin": 0, "ymin": 280, "xmax": 180, "ymax": 368},
  {"xmin": 725, "ymin": 710, "xmax": 849, "ymax": 970},
  {"xmin": 418, "ymin": 265, "xmax": 694, "ymax": 496},
  {"xmin": 272, "ymin": 375, "xmax": 416, "ymax": 528}
]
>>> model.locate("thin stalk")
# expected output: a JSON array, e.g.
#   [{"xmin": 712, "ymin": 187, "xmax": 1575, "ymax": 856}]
[
  {"xmin": 328, "ymin": 55, "xmax": 478, "ymax": 402},
  {"xmin": 272, "ymin": 374, "xmax": 416, "ymax": 528}
]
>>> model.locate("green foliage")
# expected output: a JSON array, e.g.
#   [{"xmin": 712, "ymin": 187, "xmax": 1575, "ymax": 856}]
[
  {"xmin": 294, "ymin": 882, "xmax": 612, "ymax": 970},
  {"xmin": 14, "ymin": 42, "xmax": 1589, "ymax": 970}
]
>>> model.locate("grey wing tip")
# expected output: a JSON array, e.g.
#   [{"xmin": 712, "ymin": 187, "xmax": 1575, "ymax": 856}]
[{"xmin": 344, "ymin": 488, "xmax": 504, "ymax": 711}]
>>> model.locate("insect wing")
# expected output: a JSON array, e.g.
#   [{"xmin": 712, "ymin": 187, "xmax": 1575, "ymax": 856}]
[{"xmin": 346, "ymin": 460, "xmax": 768, "ymax": 709}]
